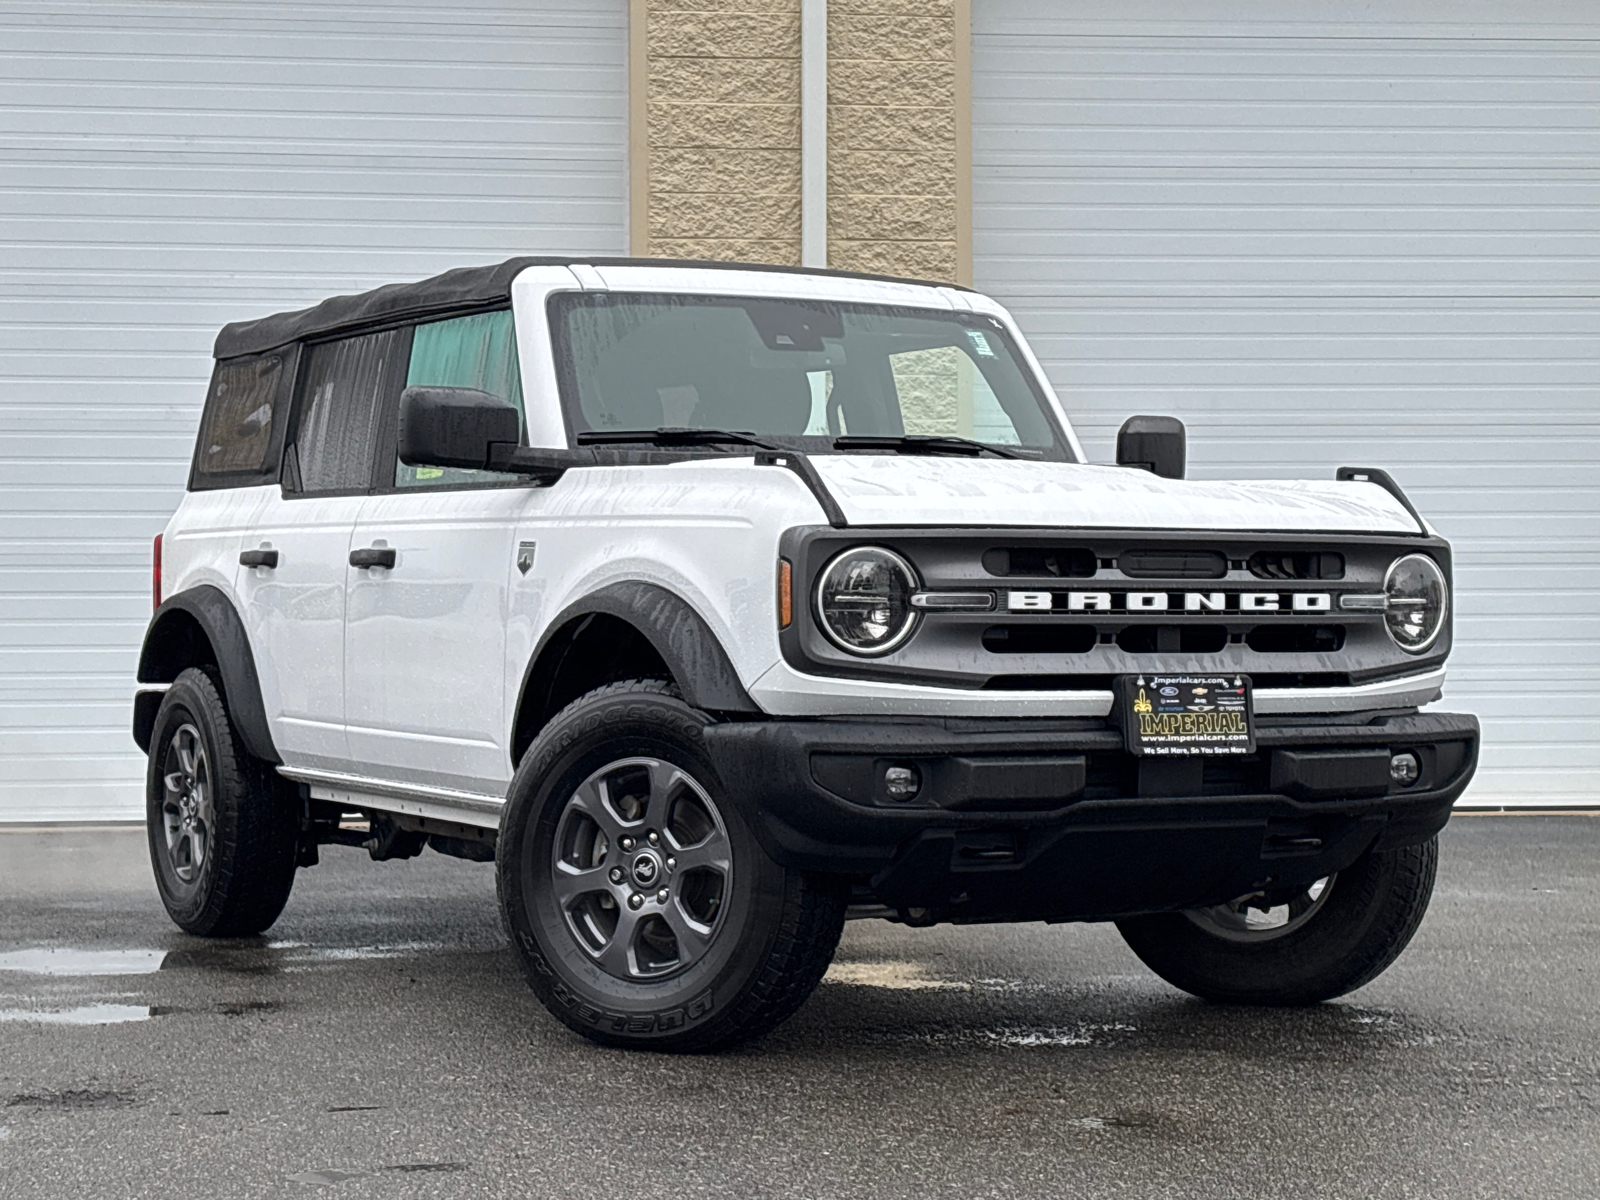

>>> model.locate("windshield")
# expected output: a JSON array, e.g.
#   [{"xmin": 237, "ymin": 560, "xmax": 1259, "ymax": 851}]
[{"xmin": 549, "ymin": 293, "xmax": 1073, "ymax": 459}]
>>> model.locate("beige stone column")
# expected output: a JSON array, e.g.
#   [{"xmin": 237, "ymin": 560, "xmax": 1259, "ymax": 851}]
[
  {"xmin": 631, "ymin": 0, "xmax": 803, "ymax": 266},
  {"xmin": 827, "ymin": 0, "xmax": 968, "ymax": 283},
  {"xmin": 629, "ymin": 0, "xmax": 969, "ymax": 283}
]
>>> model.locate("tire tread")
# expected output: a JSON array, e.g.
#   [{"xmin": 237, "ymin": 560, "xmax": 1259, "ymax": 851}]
[
  {"xmin": 147, "ymin": 667, "xmax": 297, "ymax": 937},
  {"xmin": 500, "ymin": 678, "xmax": 846, "ymax": 1053}
]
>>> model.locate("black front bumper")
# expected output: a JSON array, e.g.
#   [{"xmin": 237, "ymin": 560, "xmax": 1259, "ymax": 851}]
[{"xmin": 703, "ymin": 710, "xmax": 1479, "ymax": 924}]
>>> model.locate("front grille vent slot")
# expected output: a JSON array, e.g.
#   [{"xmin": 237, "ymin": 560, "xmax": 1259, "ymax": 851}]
[
  {"xmin": 982, "ymin": 625, "xmax": 1096, "ymax": 655},
  {"xmin": 1117, "ymin": 548, "xmax": 1227, "ymax": 578},
  {"xmin": 1114, "ymin": 625, "xmax": 1229, "ymax": 654},
  {"xmin": 982, "ymin": 547, "xmax": 1096, "ymax": 578},
  {"xmin": 1245, "ymin": 624, "xmax": 1346, "ymax": 653},
  {"xmin": 1248, "ymin": 551, "xmax": 1345, "ymax": 580}
]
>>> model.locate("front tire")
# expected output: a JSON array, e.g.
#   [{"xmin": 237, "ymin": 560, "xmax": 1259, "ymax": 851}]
[
  {"xmin": 498, "ymin": 680, "xmax": 846, "ymax": 1052},
  {"xmin": 1115, "ymin": 836, "xmax": 1438, "ymax": 1006},
  {"xmin": 145, "ymin": 667, "xmax": 298, "ymax": 937}
]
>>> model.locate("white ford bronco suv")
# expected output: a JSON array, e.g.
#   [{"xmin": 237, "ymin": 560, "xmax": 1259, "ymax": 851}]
[{"xmin": 135, "ymin": 258, "xmax": 1477, "ymax": 1051}]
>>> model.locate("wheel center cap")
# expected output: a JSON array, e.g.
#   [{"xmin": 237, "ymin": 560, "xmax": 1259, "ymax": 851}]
[{"xmin": 630, "ymin": 852, "xmax": 661, "ymax": 888}]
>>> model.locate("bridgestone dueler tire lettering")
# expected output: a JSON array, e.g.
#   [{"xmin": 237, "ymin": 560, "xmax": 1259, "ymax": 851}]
[
  {"xmin": 145, "ymin": 667, "xmax": 299, "ymax": 937},
  {"xmin": 1115, "ymin": 836, "xmax": 1439, "ymax": 1005},
  {"xmin": 497, "ymin": 679, "xmax": 847, "ymax": 1052}
]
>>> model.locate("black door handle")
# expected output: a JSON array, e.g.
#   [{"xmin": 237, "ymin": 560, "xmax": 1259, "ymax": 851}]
[
  {"xmin": 239, "ymin": 548, "xmax": 278, "ymax": 569},
  {"xmin": 349, "ymin": 546, "xmax": 396, "ymax": 570}
]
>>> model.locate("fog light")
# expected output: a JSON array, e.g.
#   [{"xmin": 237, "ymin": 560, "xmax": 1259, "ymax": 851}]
[
  {"xmin": 884, "ymin": 764, "xmax": 921, "ymax": 801},
  {"xmin": 1390, "ymin": 752, "xmax": 1420, "ymax": 787}
]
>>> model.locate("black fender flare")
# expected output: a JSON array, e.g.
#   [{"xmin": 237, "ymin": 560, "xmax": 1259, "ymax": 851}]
[
  {"xmin": 135, "ymin": 585, "xmax": 279, "ymax": 763},
  {"xmin": 515, "ymin": 581, "xmax": 759, "ymax": 745}
]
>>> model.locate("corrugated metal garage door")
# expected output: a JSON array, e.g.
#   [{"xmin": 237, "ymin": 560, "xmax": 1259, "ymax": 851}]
[
  {"xmin": 973, "ymin": 1, "xmax": 1600, "ymax": 808},
  {"xmin": 0, "ymin": 1, "xmax": 627, "ymax": 821}
]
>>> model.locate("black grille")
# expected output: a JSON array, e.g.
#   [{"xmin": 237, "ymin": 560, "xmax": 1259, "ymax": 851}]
[
  {"xmin": 982, "ymin": 624, "xmax": 1096, "ymax": 655},
  {"xmin": 982, "ymin": 546, "xmax": 1096, "ymax": 578},
  {"xmin": 1118, "ymin": 548, "xmax": 1227, "ymax": 579},
  {"xmin": 1246, "ymin": 624, "xmax": 1346, "ymax": 653},
  {"xmin": 1114, "ymin": 624, "xmax": 1229, "ymax": 654},
  {"xmin": 1248, "ymin": 551, "xmax": 1345, "ymax": 581}
]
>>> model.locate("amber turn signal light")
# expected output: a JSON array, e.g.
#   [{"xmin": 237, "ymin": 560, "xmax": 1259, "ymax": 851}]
[{"xmin": 778, "ymin": 558, "xmax": 793, "ymax": 629}]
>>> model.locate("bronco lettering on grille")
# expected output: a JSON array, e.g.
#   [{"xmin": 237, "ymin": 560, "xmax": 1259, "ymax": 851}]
[{"xmin": 1007, "ymin": 590, "xmax": 1332, "ymax": 614}]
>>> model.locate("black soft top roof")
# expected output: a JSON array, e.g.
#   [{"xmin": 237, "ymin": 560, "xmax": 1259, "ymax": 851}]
[{"xmin": 213, "ymin": 256, "xmax": 970, "ymax": 359}]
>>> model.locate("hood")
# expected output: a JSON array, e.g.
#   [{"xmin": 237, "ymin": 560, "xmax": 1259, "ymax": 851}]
[{"xmin": 806, "ymin": 456, "xmax": 1424, "ymax": 536}]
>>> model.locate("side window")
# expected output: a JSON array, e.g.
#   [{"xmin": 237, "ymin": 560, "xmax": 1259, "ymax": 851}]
[
  {"xmin": 394, "ymin": 309, "xmax": 524, "ymax": 488},
  {"xmin": 888, "ymin": 344, "xmax": 1023, "ymax": 446},
  {"xmin": 191, "ymin": 353, "xmax": 287, "ymax": 488},
  {"xmin": 292, "ymin": 327, "xmax": 409, "ymax": 494}
]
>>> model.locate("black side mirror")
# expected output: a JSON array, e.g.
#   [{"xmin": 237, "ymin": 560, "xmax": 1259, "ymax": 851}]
[
  {"xmin": 398, "ymin": 386, "xmax": 520, "ymax": 470},
  {"xmin": 1116, "ymin": 415, "xmax": 1186, "ymax": 479}
]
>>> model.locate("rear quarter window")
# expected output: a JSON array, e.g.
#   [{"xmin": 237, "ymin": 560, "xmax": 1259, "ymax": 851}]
[{"xmin": 190, "ymin": 353, "xmax": 292, "ymax": 489}]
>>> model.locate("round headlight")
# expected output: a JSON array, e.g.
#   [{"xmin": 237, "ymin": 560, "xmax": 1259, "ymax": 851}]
[
  {"xmin": 1384, "ymin": 554, "xmax": 1448, "ymax": 653},
  {"xmin": 815, "ymin": 546, "xmax": 919, "ymax": 656}
]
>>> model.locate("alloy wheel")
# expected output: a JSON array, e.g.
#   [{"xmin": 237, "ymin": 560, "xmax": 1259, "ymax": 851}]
[
  {"xmin": 161, "ymin": 722, "xmax": 213, "ymax": 885},
  {"xmin": 551, "ymin": 757, "xmax": 733, "ymax": 981},
  {"xmin": 1184, "ymin": 876, "xmax": 1336, "ymax": 943}
]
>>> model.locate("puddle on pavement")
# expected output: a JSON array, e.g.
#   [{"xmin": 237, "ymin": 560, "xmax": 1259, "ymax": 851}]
[
  {"xmin": 158, "ymin": 940, "xmax": 447, "ymax": 975},
  {"xmin": 282, "ymin": 942, "xmax": 446, "ymax": 964},
  {"xmin": 0, "ymin": 949, "xmax": 166, "ymax": 976},
  {"xmin": 824, "ymin": 961, "xmax": 972, "ymax": 990},
  {"xmin": 0, "ymin": 1004, "xmax": 152, "ymax": 1026},
  {"xmin": 854, "ymin": 1021, "xmax": 1140, "ymax": 1051},
  {"xmin": 976, "ymin": 1022, "xmax": 1138, "ymax": 1048}
]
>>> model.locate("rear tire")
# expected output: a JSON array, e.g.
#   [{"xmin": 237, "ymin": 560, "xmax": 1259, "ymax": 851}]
[
  {"xmin": 498, "ymin": 679, "xmax": 847, "ymax": 1052},
  {"xmin": 1115, "ymin": 836, "xmax": 1438, "ymax": 1005},
  {"xmin": 145, "ymin": 667, "xmax": 298, "ymax": 937}
]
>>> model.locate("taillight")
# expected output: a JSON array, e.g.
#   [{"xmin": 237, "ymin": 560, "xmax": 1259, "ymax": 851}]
[{"xmin": 152, "ymin": 534, "xmax": 163, "ymax": 611}]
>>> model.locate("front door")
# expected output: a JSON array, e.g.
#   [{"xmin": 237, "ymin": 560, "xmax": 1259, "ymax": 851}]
[
  {"xmin": 344, "ymin": 488, "xmax": 526, "ymax": 794},
  {"xmin": 342, "ymin": 309, "xmax": 531, "ymax": 797}
]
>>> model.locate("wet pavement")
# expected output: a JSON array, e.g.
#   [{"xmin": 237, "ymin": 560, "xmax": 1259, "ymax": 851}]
[{"xmin": 0, "ymin": 815, "xmax": 1596, "ymax": 1199}]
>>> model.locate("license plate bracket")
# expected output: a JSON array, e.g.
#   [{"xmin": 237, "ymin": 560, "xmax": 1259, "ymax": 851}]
[{"xmin": 1117, "ymin": 674, "xmax": 1254, "ymax": 757}]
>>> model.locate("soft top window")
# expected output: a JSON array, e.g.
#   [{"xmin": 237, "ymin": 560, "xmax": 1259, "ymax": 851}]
[
  {"xmin": 191, "ymin": 354, "xmax": 287, "ymax": 488},
  {"xmin": 549, "ymin": 294, "xmax": 1069, "ymax": 458}
]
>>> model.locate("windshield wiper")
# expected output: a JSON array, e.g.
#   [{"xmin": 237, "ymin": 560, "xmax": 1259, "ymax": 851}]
[
  {"xmin": 831, "ymin": 434, "xmax": 1019, "ymax": 459},
  {"xmin": 576, "ymin": 427, "xmax": 780, "ymax": 451}
]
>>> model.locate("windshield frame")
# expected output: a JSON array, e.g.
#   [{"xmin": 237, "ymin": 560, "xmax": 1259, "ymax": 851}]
[{"xmin": 545, "ymin": 290, "xmax": 1077, "ymax": 462}]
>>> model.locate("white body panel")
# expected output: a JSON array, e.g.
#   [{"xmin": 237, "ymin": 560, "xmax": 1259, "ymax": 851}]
[
  {"xmin": 234, "ymin": 490, "xmax": 361, "ymax": 771},
  {"xmin": 807, "ymin": 456, "xmax": 1421, "ymax": 535},
  {"xmin": 344, "ymin": 490, "xmax": 529, "ymax": 794}
]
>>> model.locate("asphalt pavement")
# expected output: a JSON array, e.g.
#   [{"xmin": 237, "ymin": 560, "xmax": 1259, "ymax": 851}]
[{"xmin": 0, "ymin": 815, "xmax": 1595, "ymax": 1199}]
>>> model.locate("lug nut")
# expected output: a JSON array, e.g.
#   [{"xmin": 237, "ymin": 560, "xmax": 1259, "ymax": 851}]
[
  {"xmin": 647, "ymin": 831, "xmax": 659, "ymax": 846},
  {"xmin": 628, "ymin": 893, "xmax": 644, "ymax": 910},
  {"xmin": 666, "ymin": 857, "xmax": 676, "ymax": 872},
  {"xmin": 619, "ymin": 836, "xmax": 636, "ymax": 851},
  {"xmin": 609, "ymin": 867, "xmax": 624, "ymax": 884},
  {"xmin": 657, "ymin": 888, "xmax": 669, "ymax": 903}
]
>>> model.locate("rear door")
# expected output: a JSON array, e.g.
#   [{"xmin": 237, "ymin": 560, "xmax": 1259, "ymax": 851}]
[
  {"xmin": 343, "ymin": 310, "xmax": 532, "ymax": 796},
  {"xmin": 237, "ymin": 328, "xmax": 407, "ymax": 773}
]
